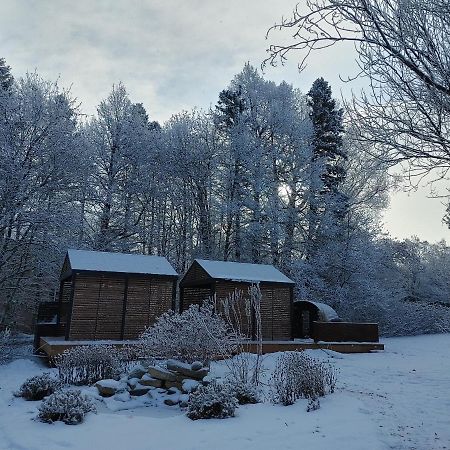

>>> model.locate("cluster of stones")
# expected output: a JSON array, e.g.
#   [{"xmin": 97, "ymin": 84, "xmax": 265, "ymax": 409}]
[{"xmin": 95, "ymin": 359, "xmax": 209, "ymax": 408}]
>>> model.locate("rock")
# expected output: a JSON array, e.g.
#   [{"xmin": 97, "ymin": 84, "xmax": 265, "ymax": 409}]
[
  {"xmin": 148, "ymin": 365, "xmax": 177, "ymax": 381},
  {"xmin": 114, "ymin": 391, "xmax": 131, "ymax": 402},
  {"xmin": 191, "ymin": 361, "xmax": 203, "ymax": 371},
  {"xmin": 95, "ymin": 379, "xmax": 124, "ymax": 397},
  {"xmin": 127, "ymin": 377, "xmax": 141, "ymax": 389},
  {"xmin": 167, "ymin": 387, "xmax": 181, "ymax": 395},
  {"xmin": 164, "ymin": 397, "xmax": 180, "ymax": 406},
  {"xmin": 156, "ymin": 387, "xmax": 167, "ymax": 394},
  {"xmin": 182, "ymin": 379, "xmax": 199, "ymax": 393},
  {"xmin": 130, "ymin": 384, "xmax": 154, "ymax": 397},
  {"xmin": 128, "ymin": 365, "xmax": 147, "ymax": 380},
  {"xmin": 179, "ymin": 393, "xmax": 190, "ymax": 408},
  {"xmin": 167, "ymin": 359, "xmax": 209, "ymax": 380},
  {"xmin": 140, "ymin": 374, "xmax": 163, "ymax": 388},
  {"xmin": 165, "ymin": 380, "xmax": 183, "ymax": 391}
]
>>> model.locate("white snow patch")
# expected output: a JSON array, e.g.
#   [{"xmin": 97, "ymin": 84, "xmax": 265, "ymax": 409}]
[
  {"xmin": 67, "ymin": 249, "xmax": 178, "ymax": 276},
  {"xmin": 194, "ymin": 259, "xmax": 294, "ymax": 284},
  {"xmin": 1, "ymin": 334, "xmax": 449, "ymax": 449}
]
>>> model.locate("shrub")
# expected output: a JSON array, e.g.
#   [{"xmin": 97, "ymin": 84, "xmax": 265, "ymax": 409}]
[
  {"xmin": 270, "ymin": 351, "xmax": 337, "ymax": 406},
  {"xmin": 37, "ymin": 389, "xmax": 96, "ymax": 425},
  {"xmin": 140, "ymin": 300, "xmax": 237, "ymax": 364},
  {"xmin": 225, "ymin": 379, "xmax": 260, "ymax": 405},
  {"xmin": 187, "ymin": 381, "xmax": 238, "ymax": 420},
  {"xmin": 54, "ymin": 345, "xmax": 122, "ymax": 385},
  {"xmin": 15, "ymin": 373, "xmax": 61, "ymax": 401}
]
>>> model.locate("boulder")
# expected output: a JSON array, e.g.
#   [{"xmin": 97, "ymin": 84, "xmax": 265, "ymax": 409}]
[
  {"xmin": 140, "ymin": 374, "xmax": 163, "ymax": 388},
  {"xmin": 191, "ymin": 361, "xmax": 203, "ymax": 371},
  {"xmin": 127, "ymin": 377, "xmax": 141, "ymax": 389},
  {"xmin": 182, "ymin": 379, "xmax": 199, "ymax": 393},
  {"xmin": 128, "ymin": 365, "xmax": 147, "ymax": 380},
  {"xmin": 148, "ymin": 365, "xmax": 177, "ymax": 381},
  {"xmin": 167, "ymin": 386, "xmax": 181, "ymax": 395},
  {"xmin": 164, "ymin": 397, "xmax": 180, "ymax": 406},
  {"xmin": 114, "ymin": 391, "xmax": 131, "ymax": 402},
  {"xmin": 166, "ymin": 359, "xmax": 209, "ymax": 380},
  {"xmin": 95, "ymin": 379, "xmax": 124, "ymax": 397},
  {"xmin": 165, "ymin": 380, "xmax": 183, "ymax": 391},
  {"xmin": 179, "ymin": 393, "xmax": 190, "ymax": 408},
  {"xmin": 130, "ymin": 384, "xmax": 154, "ymax": 397}
]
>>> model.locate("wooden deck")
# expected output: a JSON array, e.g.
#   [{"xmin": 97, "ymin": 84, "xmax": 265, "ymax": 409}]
[
  {"xmin": 243, "ymin": 340, "xmax": 384, "ymax": 354},
  {"xmin": 38, "ymin": 337, "xmax": 140, "ymax": 358},
  {"xmin": 39, "ymin": 336, "xmax": 384, "ymax": 358}
]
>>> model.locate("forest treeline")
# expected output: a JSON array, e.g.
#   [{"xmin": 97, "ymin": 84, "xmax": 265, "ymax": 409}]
[{"xmin": 0, "ymin": 59, "xmax": 449, "ymax": 335}]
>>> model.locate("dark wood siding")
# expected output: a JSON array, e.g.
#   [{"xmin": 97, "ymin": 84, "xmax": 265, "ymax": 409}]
[
  {"xmin": 68, "ymin": 274, "xmax": 174, "ymax": 341},
  {"xmin": 180, "ymin": 261, "xmax": 212, "ymax": 286},
  {"xmin": 122, "ymin": 277, "xmax": 173, "ymax": 339},
  {"xmin": 181, "ymin": 286, "xmax": 213, "ymax": 311},
  {"xmin": 69, "ymin": 275, "xmax": 102, "ymax": 340},
  {"xmin": 181, "ymin": 279, "xmax": 292, "ymax": 341}
]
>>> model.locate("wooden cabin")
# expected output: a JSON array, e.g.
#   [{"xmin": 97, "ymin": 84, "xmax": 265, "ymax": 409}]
[
  {"xmin": 35, "ymin": 250, "xmax": 177, "ymax": 345},
  {"xmin": 179, "ymin": 259, "xmax": 295, "ymax": 341}
]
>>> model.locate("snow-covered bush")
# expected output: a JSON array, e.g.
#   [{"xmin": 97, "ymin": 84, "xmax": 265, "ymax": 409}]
[
  {"xmin": 187, "ymin": 381, "xmax": 238, "ymax": 420},
  {"xmin": 221, "ymin": 287, "xmax": 264, "ymax": 385},
  {"xmin": 225, "ymin": 379, "xmax": 260, "ymax": 405},
  {"xmin": 55, "ymin": 345, "xmax": 122, "ymax": 385},
  {"xmin": 37, "ymin": 389, "xmax": 96, "ymax": 425},
  {"xmin": 14, "ymin": 373, "xmax": 61, "ymax": 401},
  {"xmin": 140, "ymin": 300, "xmax": 237, "ymax": 364},
  {"xmin": 270, "ymin": 351, "xmax": 337, "ymax": 406}
]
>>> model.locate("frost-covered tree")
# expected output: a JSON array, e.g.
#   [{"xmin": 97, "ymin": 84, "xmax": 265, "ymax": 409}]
[
  {"xmin": 266, "ymin": 0, "xmax": 450, "ymax": 196},
  {"xmin": 86, "ymin": 84, "xmax": 158, "ymax": 251},
  {"xmin": 0, "ymin": 73, "xmax": 81, "ymax": 328}
]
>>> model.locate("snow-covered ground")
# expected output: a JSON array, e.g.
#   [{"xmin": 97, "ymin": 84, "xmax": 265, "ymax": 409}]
[{"xmin": 0, "ymin": 334, "xmax": 449, "ymax": 450}]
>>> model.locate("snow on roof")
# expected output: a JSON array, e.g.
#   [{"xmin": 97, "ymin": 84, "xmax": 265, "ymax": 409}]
[
  {"xmin": 195, "ymin": 259, "xmax": 294, "ymax": 284},
  {"xmin": 67, "ymin": 249, "xmax": 178, "ymax": 276},
  {"xmin": 309, "ymin": 301, "xmax": 339, "ymax": 321}
]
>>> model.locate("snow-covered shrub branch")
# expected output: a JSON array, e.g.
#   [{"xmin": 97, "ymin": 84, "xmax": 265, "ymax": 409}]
[
  {"xmin": 140, "ymin": 300, "xmax": 237, "ymax": 364},
  {"xmin": 37, "ymin": 389, "xmax": 96, "ymax": 425},
  {"xmin": 270, "ymin": 352, "xmax": 337, "ymax": 406},
  {"xmin": 187, "ymin": 381, "xmax": 238, "ymax": 420},
  {"xmin": 14, "ymin": 373, "xmax": 61, "ymax": 401},
  {"xmin": 55, "ymin": 345, "xmax": 123, "ymax": 385},
  {"xmin": 220, "ymin": 286, "xmax": 264, "ymax": 386}
]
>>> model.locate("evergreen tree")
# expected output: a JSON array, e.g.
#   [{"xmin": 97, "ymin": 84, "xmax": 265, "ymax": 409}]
[
  {"xmin": 306, "ymin": 77, "xmax": 347, "ymax": 253},
  {"xmin": 302, "ymin": 78, "xmax": 350, "ymax": 306},
  {"xmin": 0, "ymin": 58, "xmax": 13, "ymax": 91}
]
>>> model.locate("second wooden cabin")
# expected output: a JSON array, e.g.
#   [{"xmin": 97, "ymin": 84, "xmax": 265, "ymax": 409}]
[{"xmin": 179, "ymin": 259, "xmax": 295, "ymax": 341}]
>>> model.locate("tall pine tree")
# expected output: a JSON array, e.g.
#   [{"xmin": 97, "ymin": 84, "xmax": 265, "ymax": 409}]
[
  {"xmin": 303, "ymin": 78, "xmax": 350, "ymax": 307},
  {"xmin": 307, "ymin": 77, "xmax": 347, "ymax": 255}
]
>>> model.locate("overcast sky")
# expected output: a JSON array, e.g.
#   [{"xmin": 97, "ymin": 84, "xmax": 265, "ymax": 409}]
[{"xmin": 2, "ymin": 0, "xmax": 449, "ymax": 243}]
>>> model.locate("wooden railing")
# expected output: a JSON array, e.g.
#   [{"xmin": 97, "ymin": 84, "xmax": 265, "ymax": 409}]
[
  {"xmin": 34, "ymin": 302, "xmax": 66, "ymax": 352},
  {"xmin": 311, "ymin": 321, "xmax": 379, "ymax": 343}
]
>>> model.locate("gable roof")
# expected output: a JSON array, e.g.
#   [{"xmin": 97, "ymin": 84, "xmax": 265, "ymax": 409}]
[
  {"xmin": 193, "ymin": 259, "xmax": 294, "ymax": 284},
  {"xmin": 65, "ymin": 249, "xmax": 178, "ymax": 276}
]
